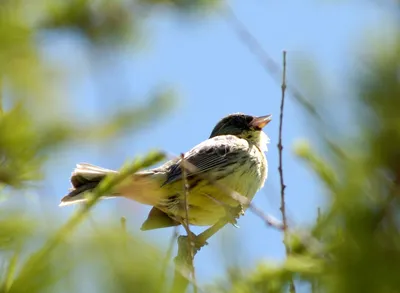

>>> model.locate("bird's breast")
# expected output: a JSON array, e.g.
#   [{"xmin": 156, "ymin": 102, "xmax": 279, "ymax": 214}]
[
  {"xmin": 222, "ymin": 145, "xmax": 267, "ymax": 200},
  {"xmin": 188, "ymin": 144, "xmax": 267, "ymax": 209}
]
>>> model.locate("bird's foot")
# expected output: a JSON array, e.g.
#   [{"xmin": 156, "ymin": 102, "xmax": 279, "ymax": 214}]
[
  {"xmin": 224, "ymin": 204, "xmax": 245, "ymax": 228},
  {"xmin": 178, "ymin": 233, "xmax": 208, "ymax": 255}
]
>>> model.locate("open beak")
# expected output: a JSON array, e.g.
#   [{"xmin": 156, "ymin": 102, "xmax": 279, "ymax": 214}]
[{"xmin": 250, "ymin": 114, "xmax": 272, "ymax": 130}]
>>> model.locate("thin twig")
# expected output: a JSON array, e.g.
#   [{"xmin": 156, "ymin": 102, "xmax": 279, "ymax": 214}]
[
  {"xmin": 279, "ymin": 51, "xmax": 296, "ymax": 293},
  {"xmin": 248, "ymin": 204, "xmax": 284, "ymax": 230},
  {"xmin": 222, "ymin": 4, "xmax": 321, "ymax": 120},
  {"xmin": 180, "ymin": 154, "xmax": 196, "ymax": 285},
  {"xmin": 180, "ymin": 154, "xmax": 194, "ymax": 265},
  {"xmin": 172, "ymin": 154, "xmax": 197, "ymax": 293},
  {"xmin": 279, "ymin": 51, "xmax": 288, "ymax": 231}
]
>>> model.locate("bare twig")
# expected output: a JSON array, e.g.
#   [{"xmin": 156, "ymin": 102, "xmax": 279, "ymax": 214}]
[
  {"xmin": 180, "ymin": 154, "xmax": 195, "ymax": 264},
  {"xmin": 180, "ymin": 154, "xmax": 196, "ymax": 289},
  {"xmin": 172, "ymin": 154, "xmax": 197, "ymax": 293},
  {"xmin": 279, "ymin": 51, "xmax": 288, "ymax": 231},
  {"xmin": 222, "ymin": 4, "xmax": 321, "ymax": 120},
  {"xmin": 279, "ymin": 51, "xmax": 296, "ymax": 293},
  {"xmin": 248, "ymin": 204, "xmax": 284, "ymax": 230}
]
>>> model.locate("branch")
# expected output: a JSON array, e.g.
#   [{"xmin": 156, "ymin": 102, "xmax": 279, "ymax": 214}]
[
  {"xmin": 278, "ymin": 51, "xmax": 296, "ymax": 293},
  {"xmin": 171, "ymin": 155, "xmax": 217, "ymax": 293},
  {"xmin": 248, "ymin": 204, "xmax": 284, "ymax": 230},
  {"xmin": 180, "ymin": 154, "xmax": 195, "ymax": 270},
  {"xmin": 171, "ymin": 154, "xmax": 197, "ymax": 293},
  {"xmin": 278, "ymin": 51, "xmax": 288, "ymax": 231},
  {"xmin": 222, "ymin": 4, "xmax": 321, "ymax": 121}
]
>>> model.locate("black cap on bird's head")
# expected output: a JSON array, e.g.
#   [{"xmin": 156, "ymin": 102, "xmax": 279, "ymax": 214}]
[{"xmin": 209, "ymin": 113, "xmax": 272, "ymax": 138}]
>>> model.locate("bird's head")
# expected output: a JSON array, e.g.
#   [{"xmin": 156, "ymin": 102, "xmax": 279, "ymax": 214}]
[{"xmin": 209, "ymin": 113, "xmax": 272, "ymax": 151}]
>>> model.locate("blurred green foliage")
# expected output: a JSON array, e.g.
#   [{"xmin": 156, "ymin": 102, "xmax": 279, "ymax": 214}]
[
  {"xmin": 1, "ymin": 0, "xmax": 400, "ymax": 292},
  {"xmin": 0, "ymin": 0, "xmax": 214, "ymax": 292}
]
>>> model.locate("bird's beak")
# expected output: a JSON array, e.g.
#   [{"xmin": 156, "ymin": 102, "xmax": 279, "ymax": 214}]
[{"xmin": 250, "ymin": 114, "xmax": 272, "ymax": 129}]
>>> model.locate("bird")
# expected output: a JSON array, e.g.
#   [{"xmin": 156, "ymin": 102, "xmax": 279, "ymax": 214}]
[{"xmin": 59, "ymin": 113, "xmax": 272, "ymax": 231}]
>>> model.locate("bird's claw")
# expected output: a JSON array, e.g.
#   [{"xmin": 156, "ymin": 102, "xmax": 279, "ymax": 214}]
[
  {"xmin": 231, "ymin": 222, "xmax": 240, "ymax": 228},
  {"xmin": 224, "ymin": 204, "xmax": 245, "ymax": 228},
  {"xmin": 178, "ymin": 233, "xmax": 208, "ymax": 254}
]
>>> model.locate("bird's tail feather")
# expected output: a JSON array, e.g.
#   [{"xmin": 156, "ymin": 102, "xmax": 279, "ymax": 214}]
[{"xmin": 59, "ymin": 163, "xmax": 117, "ymax": 207}]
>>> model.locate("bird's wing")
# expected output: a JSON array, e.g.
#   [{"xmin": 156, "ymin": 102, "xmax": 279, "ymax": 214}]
[{"xmin": 161, "ymin": 135, "xmax": 247, "ymax": 186}]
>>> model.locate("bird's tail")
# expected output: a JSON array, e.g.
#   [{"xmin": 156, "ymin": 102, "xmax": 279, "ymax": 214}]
[{"xmin": 59, "ymin": 163, "xmax": 118, "ymax": 207}]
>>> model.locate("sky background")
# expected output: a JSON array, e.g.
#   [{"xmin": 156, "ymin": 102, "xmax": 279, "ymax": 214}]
[{"xmin": 19, "ymin": 0, "xmax": 395, "ymax": 289}]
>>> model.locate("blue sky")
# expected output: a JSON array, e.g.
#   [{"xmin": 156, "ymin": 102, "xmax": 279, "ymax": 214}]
[{"xmin": 29, "ymin": 0, "xmax": 393, "ymax": 287}]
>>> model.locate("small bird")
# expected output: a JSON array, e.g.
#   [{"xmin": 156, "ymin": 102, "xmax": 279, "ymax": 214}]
[{"xmin": 60, "ymin": 113, "xmax": 271, "ymax": 230}]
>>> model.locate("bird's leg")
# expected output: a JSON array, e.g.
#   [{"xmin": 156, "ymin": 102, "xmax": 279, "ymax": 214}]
[
  {"xmin": 177, "ymin": 203, "xmax": 245, "ymax": 256},
  {"xmin": 177, "ymin": 214, "xmax": 238, "ymax": 265},
  {"xmin": 196, "ymin": 219, "xmax": 229, "ymax": 246}
]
